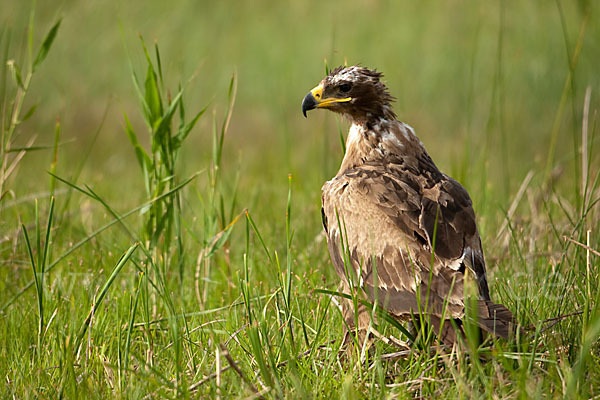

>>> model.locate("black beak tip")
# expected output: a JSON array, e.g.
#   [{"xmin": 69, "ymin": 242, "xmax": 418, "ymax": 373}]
[{"xmin": 301, "ymin": 92, "xmax": 317, "ymax": 118}]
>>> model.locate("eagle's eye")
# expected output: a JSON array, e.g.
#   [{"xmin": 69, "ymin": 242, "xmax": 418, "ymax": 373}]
[{"xmin": 339, "ymin": 82, "xmax": 352, "ymax": 93}]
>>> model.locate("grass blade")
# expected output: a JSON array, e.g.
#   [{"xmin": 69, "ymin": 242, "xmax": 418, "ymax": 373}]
[
  {"xmin": 75, "ymin": 243, "xmax": 139, "ymax": 353},
  {"xmin": 32, "ymin": 18, "xmax": 61, "ymax": 72}
]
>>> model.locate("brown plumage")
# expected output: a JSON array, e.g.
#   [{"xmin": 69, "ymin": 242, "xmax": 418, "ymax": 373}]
[{"xmin": 302, "ymin": 66, "xmax": 515, "ymax": 346}]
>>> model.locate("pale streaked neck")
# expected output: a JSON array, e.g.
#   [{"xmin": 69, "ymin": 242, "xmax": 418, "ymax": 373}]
[
  {"xmin": 338, "ymin": 122, "xmax": 379, "ymax": 173},
  {"xmin": 337, "ymin": 118, "xmax": 421, "ymax": 174}
]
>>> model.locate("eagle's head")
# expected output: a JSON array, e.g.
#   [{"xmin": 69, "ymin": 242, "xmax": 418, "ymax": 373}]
[{"xmin": 302, "ymin": 65, "xmax": 396, "ymax": 122}]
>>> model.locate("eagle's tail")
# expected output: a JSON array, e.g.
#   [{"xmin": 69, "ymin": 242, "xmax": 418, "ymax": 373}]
[
  {"xmin": 429, "ymin": 301, "xmax": 516, "ymax": 346},
  {"xmin": 476, "ymin": 300, "xmax": 516, "ymax": 339}
]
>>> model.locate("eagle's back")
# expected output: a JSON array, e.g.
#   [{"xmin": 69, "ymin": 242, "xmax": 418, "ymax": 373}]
[
  {"xmin": 322, "ymin": 170, "xmax": 465, "ymax": 319},
  {"xmin": 321, "ymin": 120, "xmax": 491, "ymax": 321}
]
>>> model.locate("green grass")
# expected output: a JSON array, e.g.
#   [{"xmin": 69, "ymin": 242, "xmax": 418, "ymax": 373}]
[{"xmin": 1, "ymin": 1, "xmax": 600, "ymax": 398}]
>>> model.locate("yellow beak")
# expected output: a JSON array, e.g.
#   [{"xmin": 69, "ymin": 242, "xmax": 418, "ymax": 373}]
[{"xmin": 302, "ymin": 84, "xmax": 352, "ymax": 117}]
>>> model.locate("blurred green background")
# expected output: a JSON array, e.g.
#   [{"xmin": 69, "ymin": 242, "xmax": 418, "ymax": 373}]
[{"xmin": 3, "ymin": 1, "xmax": 598, "ymax": 211}]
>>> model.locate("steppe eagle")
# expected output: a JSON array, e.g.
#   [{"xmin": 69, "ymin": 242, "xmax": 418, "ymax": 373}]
[{"xmin": 302, "ymin": 66, "xmax": 515, "ymax": 345}]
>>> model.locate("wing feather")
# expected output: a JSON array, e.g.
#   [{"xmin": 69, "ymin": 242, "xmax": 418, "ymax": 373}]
[{"xmin": 322, "ymin": 162, "xmax": 489, "ymax": 319}]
